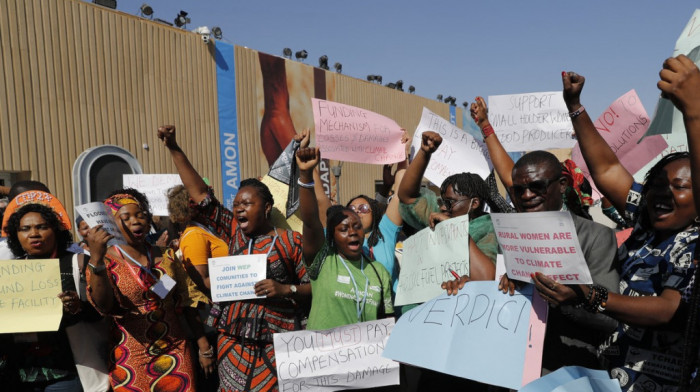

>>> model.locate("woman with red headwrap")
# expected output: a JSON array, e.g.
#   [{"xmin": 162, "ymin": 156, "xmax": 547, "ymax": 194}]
[{"xmin": 86, "ymin": 188, "xmax": 213, "ymax": 392}]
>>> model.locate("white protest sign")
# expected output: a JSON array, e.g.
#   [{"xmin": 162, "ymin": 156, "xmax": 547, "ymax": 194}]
[
  {"xmin": 123, "ymin": 174, "xmax": 183, "ymax": 216},
  {"xmin": 75, "ymin": 203, "xmax": 127, "ymax": 247},
  {"xmin": 411, "ymin": 107, "xmax": 490, "ymax": 186},
  {"xmin": 209, "ymin": 254, "xmax": 267, "ymax": 302},
  {"xmin": 488, "ymin": 92, "xmax": 575, "ymax": 152},
  {"xmin": 394, "ymin": 214, "xmax": 469, "ymax": 306},
  {"xmin": 646, "ymin": 9, "xmax": 700, "ymax": 138},
  {"xmin": 274, "ymin": 318, "xmax": 398, "ymax": 392},
  {"xmin": 495, "ymin": 254, "xmax": 506, "ymax": 282},
  {"xmin": 491, "ymin": 211, "xmax": 592, "ymax": 285},
  {"xmin": 312, "ymin": 98, "xmax": 405, "ymax": 165}
]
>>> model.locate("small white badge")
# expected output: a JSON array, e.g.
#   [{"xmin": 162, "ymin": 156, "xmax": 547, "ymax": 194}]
[
  {"xmin": 337, "ymin": 275, "xmax": 351, "ymax": 284},
  {"xmin": 150, "ymin": 274, "xmax": 176, "ymax": 299}
]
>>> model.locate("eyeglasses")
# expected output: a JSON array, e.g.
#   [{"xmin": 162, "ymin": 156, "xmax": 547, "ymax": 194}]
[
  {"xmin": 439, "ymin": 197, "xmax": 470, "ymax": 211},
  {"xmin": 349, "ymin": 203, "xmax": 371, "ymax": 214},
  {"xmin": 510, "ymin": 177, "xmax": 562, "ymax": 197}
]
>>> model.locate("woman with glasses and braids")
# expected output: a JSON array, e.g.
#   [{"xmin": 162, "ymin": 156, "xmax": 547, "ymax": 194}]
[
  {"xmin": 397, "ymin": 130, "xmax": 508, "ymax": 391},
  {"xmin": 522, "ymin": 67, "xmax": 700, "ymax": 391},
  {"xmin": 398, "ymin": 131, "xmax": 504, "ymax": 285}
]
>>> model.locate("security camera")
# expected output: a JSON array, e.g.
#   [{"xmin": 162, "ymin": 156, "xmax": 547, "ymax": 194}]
[{"xmin": 192, "ymin": 26, "xmax": 211, "ymax": 44}]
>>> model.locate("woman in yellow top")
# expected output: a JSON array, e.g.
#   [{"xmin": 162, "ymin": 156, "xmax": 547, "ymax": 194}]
[{"xmin": 168, "ymin": 184, "xmax": 229, "ymax": 296}]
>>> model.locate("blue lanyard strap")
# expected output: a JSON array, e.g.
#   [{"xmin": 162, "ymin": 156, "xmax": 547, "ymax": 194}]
[{"xmin": 338, "ymin": 255, "xmax": 369, "ymax": 322}]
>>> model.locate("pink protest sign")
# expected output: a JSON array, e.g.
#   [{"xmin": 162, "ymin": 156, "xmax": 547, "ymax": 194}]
[
  {"xmin": 571, "ymin": 90, "xmax": 668, "ymax": 199},
  {"xmin": 312, "ymin": 98, "xmax": 405, "ymax": 164}
]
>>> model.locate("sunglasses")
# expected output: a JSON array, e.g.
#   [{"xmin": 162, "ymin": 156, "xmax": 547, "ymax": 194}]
[
  {"xmin": 439, "ymin": 197, "xmax": 471, "ymax": 211},
  {"xmin": 349, "ymin": 203, "xmax": 371, "ymax": 214},
  {"xmin": 510, "ymin": 176, "xmax": 562, "ymax": 197}
]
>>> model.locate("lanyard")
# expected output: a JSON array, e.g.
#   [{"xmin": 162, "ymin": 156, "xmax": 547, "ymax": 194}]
[
  {"xmin": 115, "ymin": 245, "xmax": 158, "ymax": 290},
  {"xmin": 246, "ymin": 228, "xmax": 278, "ymax": 259},
  {"xmin": 338, "ymin": 254, "xmax": 369, "ymax": 322}
]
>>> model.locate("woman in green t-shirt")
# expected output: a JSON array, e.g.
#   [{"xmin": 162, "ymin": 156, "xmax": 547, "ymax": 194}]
[{"xmin": 297, "ymin": 147, "xmax": 394, "ymax": 330}]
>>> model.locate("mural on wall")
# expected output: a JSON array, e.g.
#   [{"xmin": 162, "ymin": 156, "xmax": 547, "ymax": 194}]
[{"xmin": 256, "ymin": 52, "xmax": 337, "ymax": 201}]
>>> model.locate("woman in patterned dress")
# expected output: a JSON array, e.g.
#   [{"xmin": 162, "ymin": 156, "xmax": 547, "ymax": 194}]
[
  {"xmin": 159, "ymin": 125, "xmax": 311, "ymax": 392},
  {"xmin": 86, "ymin": 188, "xmax": 214, "ymax": 392}
]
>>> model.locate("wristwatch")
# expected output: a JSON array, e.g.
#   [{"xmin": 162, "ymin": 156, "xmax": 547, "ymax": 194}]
[{"xmin": 289, "ymin": 284, "xmax": 297, "ymax": 296}]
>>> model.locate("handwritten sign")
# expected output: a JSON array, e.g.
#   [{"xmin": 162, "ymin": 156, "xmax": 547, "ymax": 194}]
[
  {"xmin": 313, "ymin": 98, "xmax": 405, "ymax": 165},
  {"xmin": 571, "ymin": 90, "xmax": 668, "ymax": 199},
  {"xmin": 411, "ymin": 107, "xmax": 490, "ymax": 186},
  {"xmin": 491, "ymin": 211, "xmax": 592, "ymax": 285},
  {"xmin": 123, "ymin": 174, "xmax": 183, "ymax": 216},
  {"xmin": 209, "ymin": 254, "xmax": 267, "ymax": 302},
  {"xmin": 260, "ymin": 175, "xmax": 303, "ymax": 233},
  {"xmin": 488, "ymin": 92, "xmax": 575, "ymax": 152},
  {"xmin": 75, "ymin": 202, "xmax": 127, "ymax": 247},
  {"xmin": 383, "ymin": 282, "xmax": 547, "ymax": 390},
  {"xmin": 646, "ymin": 9, "xmax": 700, "ymax": 138},
  {"xmin": 0, "ymin": 259, "xmax": 63, "ymax": 333},
  {"xmin": 394, "ymin": 214, "xmax": 470, "ymax": 306},
  {"xmin": 274, "ymin": 318, "xmax": 399, "ymax": 392}
]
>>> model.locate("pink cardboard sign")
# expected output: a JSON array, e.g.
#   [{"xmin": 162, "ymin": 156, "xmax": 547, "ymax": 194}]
[
  {"xmin": 571, "ymin": 90, "xmax": 668, "ymax": 199},
  {"xmin": 313, "ymin": 98, "xmax": 405, "ymax": 164}
]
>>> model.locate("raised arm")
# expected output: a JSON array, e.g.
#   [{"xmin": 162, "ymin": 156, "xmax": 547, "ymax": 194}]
[
  {"xmin": 562, "ymin": 72, "xmax": 633, "ymax": 211},
  {"xmin": 158, "ymin": 125, "xmax": 209, "ymax": 204},
  {"xmin": 657, "ymin": 55, "xmax": 700, "ymax": 213},
  {"xmin": 472, "ymin": 97, "xmax": 515, "ymax": 188},
  {"xmin": 297, "ymin": 147, "xmax": 325, "ymax": 264},
  {"xmin": 398, "ymin": 131, "xmax": 442, "ymax": 205}
]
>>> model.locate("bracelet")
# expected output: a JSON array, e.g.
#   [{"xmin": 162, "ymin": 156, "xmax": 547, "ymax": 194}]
[
  {"xmin": 595, "ymin": 286, "xmax": 609, "ymax": 313},
  {"xmin": 87, "ymin": 262, "xmax": 107, "ymax": 274},
  {"xmin": 199, "ymin": 346, "xmax": 215, "ymax": 358},
  {"xmin": 297, "ymin": 179, "xmax": 315, "ymax": 189},
  {"xmin": 481, "ymin": 124, "xmax": 495, "ymax": 139},
  {"xmin": 569, "ymin": 106, "xmax": 586, "ymax": 119},
  {"xmin": 576, "ymin": 284, "xmax": 594, "ymax": 309}
]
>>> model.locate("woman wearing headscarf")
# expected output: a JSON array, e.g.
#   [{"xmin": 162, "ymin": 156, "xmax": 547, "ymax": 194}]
[{"xmin": 86, "ymin": 188, "xmax": 213, "ymax": 392}]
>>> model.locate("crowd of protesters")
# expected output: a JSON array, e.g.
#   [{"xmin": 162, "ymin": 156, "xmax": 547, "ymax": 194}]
[{"xmin": 1, "ymin": 55, "xmax": 700, "ymax": 392}]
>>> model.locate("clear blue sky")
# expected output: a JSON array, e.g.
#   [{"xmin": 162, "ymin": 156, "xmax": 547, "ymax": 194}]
[{"xmin": 117, "ymin": 1, "xmax": 698, "ymax": 121}]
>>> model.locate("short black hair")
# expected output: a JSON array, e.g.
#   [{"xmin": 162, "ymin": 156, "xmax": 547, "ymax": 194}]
[
  {"xmin": 513, "ymin": 150, "xmax": 562, "ymax": 177},
  {"xmin": 8, "ymin": 181, "xmax": 50, "ymax": 200},
  {"xmin": 5, "ymin": 203, "xmax": 73, "ymax": 258},
  {"xmin": 326, "ymin": 205, "xmax": 358, "ymax": 248},
  {"xmin": 239, "ymin": 178, "xmax": 274, "ymax": 207}
]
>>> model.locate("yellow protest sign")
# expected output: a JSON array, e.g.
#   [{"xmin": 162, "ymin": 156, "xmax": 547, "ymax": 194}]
[
  {"xmin": 260, "ymin": 175, "xmax": 303, "ymax": 233},
  {"xmin": 0, "ymin": 259, "xmax": 63, "ymax": 333}
]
